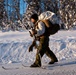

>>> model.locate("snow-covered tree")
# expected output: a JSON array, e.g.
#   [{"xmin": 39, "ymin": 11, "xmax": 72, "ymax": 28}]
[
  {"xmin": 0, "ymin": 0, "xmax": 76, "ymax": 31},
  {"xmin": 59, "ymin": 0, "xmax": 76, "ymax": 29},
  {"xmin": 22, "ymin": 0, "xmax": 42, "ymax": 29},
  {"xmin": 0, "ymin": 0, "xmax": 7, "ymax": 30},
  {"xmin": 0, "ymin": 0, "xmax": 25, "ymax": 31},
  {"xmin": 23, "ymin": 0, "xmax": 76, "ymax": 30}
]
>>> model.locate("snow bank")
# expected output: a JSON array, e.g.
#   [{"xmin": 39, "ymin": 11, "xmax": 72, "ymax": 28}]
[{"xmin": 0, "ymin": 30, "xmax": 76, "ymax": 64}]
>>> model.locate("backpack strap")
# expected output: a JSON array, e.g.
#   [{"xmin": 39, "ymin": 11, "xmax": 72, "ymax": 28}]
[
  {"xmin": 41, "ymin": 20, "xmax": 51, "ymax": 28},
  {"xmin": 34, "ymin": 20, "xmax": 49, "ymax": 36},
  {"xmin": 35, "ymin": 19, "xmax": 51, "ymax": 27}
]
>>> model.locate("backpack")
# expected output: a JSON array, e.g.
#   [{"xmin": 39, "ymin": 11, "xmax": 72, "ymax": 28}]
[
  {"xmin": 38, "ymin": 11, "xmax": 60, "ymax": 24},
  {"xmin": 38, "ymin": 11, "xmax": 60, "ymax": 36},
  {"xmin": 41, "ymin": 19, "xmax": 60, "ymax": 36}
]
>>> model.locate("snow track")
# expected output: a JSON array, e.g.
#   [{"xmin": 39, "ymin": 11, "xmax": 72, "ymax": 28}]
[
  {"xmin": 0, "ymin": 30, "xmax": 76, "ymax": 75},
  {"xmin": 0, "ymin": 59, "xmax": 76, "ymax": 75},
  {"xmin": 0, "ymin": 30, "xmax": 76, "ymax": 64}
]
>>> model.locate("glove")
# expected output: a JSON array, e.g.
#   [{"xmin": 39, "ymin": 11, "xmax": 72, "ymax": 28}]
[
  {"xmin": 28, "ymin": 45, "xmax": 33, "ymax": 52},
  {"xmin": 32, "ymin": 29, "xmax": 37, "ymax": 35}
]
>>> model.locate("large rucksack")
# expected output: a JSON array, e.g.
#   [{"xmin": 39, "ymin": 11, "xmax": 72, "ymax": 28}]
[
  {"xmin": 38, "ymin": 11, "xmax": 60, "ymax": 24},
  {"xmin": 38, "ymin": 11, "xmax": 60, "ymax": 36},
  {"xmin": 37, "ymin": 11, "xmax": 60, "ymax": 35},
  {"xmin": 40, "ymin": 19, "xmax": 60, "ymax": 36},
  {"xmin": 37, "ymin": 19, "xmax": 60, "ymax": 36}
]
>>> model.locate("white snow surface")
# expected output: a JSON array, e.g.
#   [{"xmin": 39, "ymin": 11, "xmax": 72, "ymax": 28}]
[{"xmin": 0, "ymin": 30, "xmax": 76, "ymax": 75}]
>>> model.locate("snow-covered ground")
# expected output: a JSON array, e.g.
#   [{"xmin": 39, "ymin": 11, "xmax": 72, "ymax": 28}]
[{"xmin": 0, "ymin": 30, "xmax": 76, "ymax": 75}]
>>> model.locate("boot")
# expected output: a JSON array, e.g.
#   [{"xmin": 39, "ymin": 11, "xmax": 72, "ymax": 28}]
[
  {"xmin": 48, "ymin": 59, "xmax": 58, "ymax": 64},
  {"xmin": 30, "ymin": 63, "xmax": 41, "ymax": 67}
]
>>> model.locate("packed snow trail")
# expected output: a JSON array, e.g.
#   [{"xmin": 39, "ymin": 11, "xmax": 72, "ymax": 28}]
[{"xmin": 0, "ymin": 59, "xmax": 76, "ymax": 75}]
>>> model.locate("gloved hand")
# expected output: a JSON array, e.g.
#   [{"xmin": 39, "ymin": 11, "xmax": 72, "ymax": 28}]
[
  {"xmin": 28, "ymin": 45, "xmax": 33, "ymax": 52},
  {"xmin": 32, "ymin": 29, "xmax": 37, "ymax": 35}
]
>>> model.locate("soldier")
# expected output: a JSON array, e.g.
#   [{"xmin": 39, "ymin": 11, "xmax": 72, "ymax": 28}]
[{"xmin": 29, "ymin": 13, "xmax": 58, "ymax": 67}]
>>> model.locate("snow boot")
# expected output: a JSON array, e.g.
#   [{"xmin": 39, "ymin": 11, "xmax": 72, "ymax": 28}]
[
  {"xmin": 49, "ymin": 59, "xmax": 58, "ymax": 64},
  {"xmin": 30, "ymin": 63, "xmax": 41, "ymax": 67}
]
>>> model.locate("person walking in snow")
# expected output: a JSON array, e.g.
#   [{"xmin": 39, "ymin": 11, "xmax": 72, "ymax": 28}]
[{"xmin": 29, "ymin": 13, "xmax": 58, "ymax": 67}]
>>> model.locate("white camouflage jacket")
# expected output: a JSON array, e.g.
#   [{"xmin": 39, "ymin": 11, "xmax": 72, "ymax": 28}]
[{"xmin": 35, "ymin": 21, "xmax": 45, "ymax": 37}]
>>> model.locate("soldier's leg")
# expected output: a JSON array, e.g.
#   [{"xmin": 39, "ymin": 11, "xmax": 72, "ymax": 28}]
[
  {"xmin": 30, "ymin": 36, "xmax": 48, "ymax": 67},
  {"xmin": 33, "ymin": 48, "xmax": 45, "ymax": 67},
  {"xmin": 46, "ymin": 47, "xmax": 58, "ymax": 64}
]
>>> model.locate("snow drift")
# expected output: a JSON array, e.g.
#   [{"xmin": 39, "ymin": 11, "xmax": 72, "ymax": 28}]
[{"xmin": 0, "ymin": 30, "xmax": 76, "ymax": 64}]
